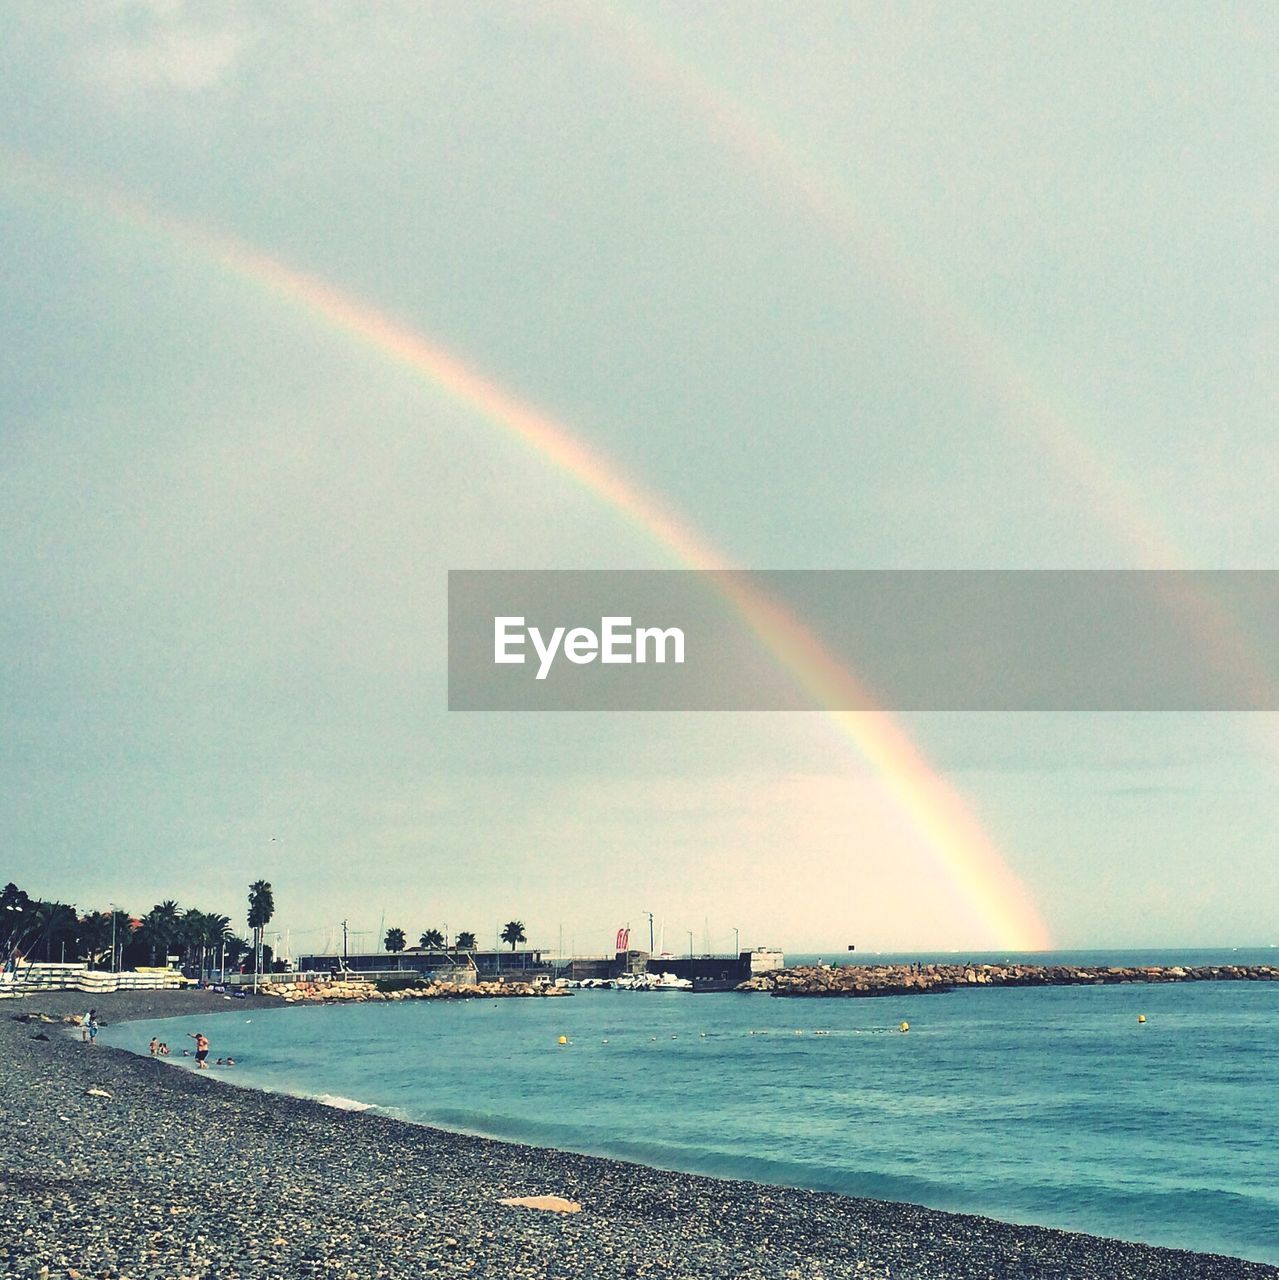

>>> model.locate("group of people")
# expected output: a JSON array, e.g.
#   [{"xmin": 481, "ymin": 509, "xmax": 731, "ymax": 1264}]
[
  {"xmin": 81, "ymin": 1011, "xmax": 237, "ymax": 1069},
  {"xmin": 147, "ymin": 1032, "xmax": 235, "ymax": 1068}
]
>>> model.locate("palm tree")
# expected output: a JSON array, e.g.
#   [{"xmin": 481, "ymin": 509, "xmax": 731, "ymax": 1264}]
[
  {"xmin": 141, "ymin": 900, "xmax": 181, "ymax": 966},
  {"xmin": 33, "ymin": 901, "xmax": 79, "ymax": 962},
  {"xmin": 419, "ymin": 928, "xmax": 444, "ymax": 952},
  {"xmin": 177, "ymin": 908, "xmax": 209, "ymax": 975},
  {"xmin": 384, "ymin": 926, "xmax": 406, "ymax": 952},
  {"xmin": 77, "ymin": 912, "xmax": 114, "ymax": 969},
  {"xmin": 454, "ymin": 930, "xmax": 477, "ymax": 951},
  {"xmin": 202, "ymin": 913, "xmax": 231, "ymax": 978},
  {"xmin": 223, "ymin": 934, "xmax": 250, "ymax": 972},
  {"xmin": 500, "ymin": 920, "xmax": 526, "ymax": 951},
  {"xmin": 247, "ymin": 881, "xmax": 275, "ymax": 992}
]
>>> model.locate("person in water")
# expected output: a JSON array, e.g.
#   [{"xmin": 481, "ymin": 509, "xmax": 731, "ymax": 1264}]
[
  {"xmin": 187, "ymin": 1031, "xmax": 210, "ymax": 1068},
  {"xmin": 149, "ymin": 1037, "xmax": 159, "ymax": 1056}
]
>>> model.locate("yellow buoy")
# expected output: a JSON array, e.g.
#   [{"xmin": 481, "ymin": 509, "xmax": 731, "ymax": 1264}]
[
  {"xmin": 899, "ymin": 1021, "xmax": 910, "ymax": 1033},
  {"xmin": 558, "ymin": 1035, "xmax": 568, "ymax": 1045},
  {"xmin": 1137, "ymin": 1014, "xmax": 1146, "ymax": 1024}
]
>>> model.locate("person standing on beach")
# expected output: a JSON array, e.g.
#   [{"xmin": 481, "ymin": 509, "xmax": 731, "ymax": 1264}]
[
  {"xmin": 187, "ymin": 1031, "xmax": 210, "ymax": 1068},
  {"xmin": 81, "ymin": 1009, "xmax": 92, "ymax": 1042}
]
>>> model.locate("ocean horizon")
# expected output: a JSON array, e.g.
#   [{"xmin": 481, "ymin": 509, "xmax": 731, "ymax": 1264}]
[{"xmin": 104, "ymin": 948, "xmax": 1279, "ymax": 1266}]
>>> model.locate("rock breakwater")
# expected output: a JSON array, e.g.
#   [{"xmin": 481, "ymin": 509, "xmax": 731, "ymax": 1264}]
[
  {"xmin": 740, "ymin": 962, "xmax": 1279, "ymax": 997},
  {"xmin": 267, "ymin": 977, "xmax": 571, "ymax": 1003}
]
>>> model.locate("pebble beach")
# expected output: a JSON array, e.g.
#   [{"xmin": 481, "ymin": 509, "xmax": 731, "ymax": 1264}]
[{"xmin": 3, "ymin": 991, "xmax": 1275, "ymax": 1280}]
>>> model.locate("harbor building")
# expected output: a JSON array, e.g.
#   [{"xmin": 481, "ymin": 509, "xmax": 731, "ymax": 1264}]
[{"xmin": 295, "ymin": 948, "xmax": 549, "ymax": 981}]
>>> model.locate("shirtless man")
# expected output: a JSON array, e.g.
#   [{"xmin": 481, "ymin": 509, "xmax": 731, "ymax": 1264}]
[{"xmin": 187, "ymin": 1031, "xmax": 210, "ymax": 1068}]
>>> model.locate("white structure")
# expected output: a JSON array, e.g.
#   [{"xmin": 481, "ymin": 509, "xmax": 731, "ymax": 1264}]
[
  {"xmin": 745, "ymin": 948, "xmax": 784, "ymax": 974},
  {"xmin": 0, "ymin": 962, "xmax": 186, "ymax": 997}
]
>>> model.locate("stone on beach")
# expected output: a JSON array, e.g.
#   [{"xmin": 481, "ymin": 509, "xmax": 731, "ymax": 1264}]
[{"xmin": 499, "ymin": 1195, "xmax": 583, "ymax": 1213}]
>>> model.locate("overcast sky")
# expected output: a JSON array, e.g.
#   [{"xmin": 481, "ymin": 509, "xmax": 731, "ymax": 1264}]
[{"xmin": 2, "ymin": 2, "xmax": 1277, "ymax": 954}]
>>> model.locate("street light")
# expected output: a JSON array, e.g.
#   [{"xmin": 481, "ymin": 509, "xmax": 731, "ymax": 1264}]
[
  {"xmin": 734, "ymin": 927, "xmax": 740, "ymax": 956},
  {"xmin": 109, "ymin": 903, "xmax": 120, "ymax": 974},
  {"xmin": 686, "ymin": 930, "xmax": 693, "ymax": 960}
]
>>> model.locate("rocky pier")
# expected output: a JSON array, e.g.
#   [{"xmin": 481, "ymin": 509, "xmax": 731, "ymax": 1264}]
[
  {"xmin": 739, "ymin": 962, "xmax": 1279, "ymax": 997},
  {"xmin": 267, "ymin": 976, "xmax": 571, "ymax": 1003}
]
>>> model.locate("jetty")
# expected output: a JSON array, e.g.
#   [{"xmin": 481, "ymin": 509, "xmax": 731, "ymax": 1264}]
[
  {"xmin": 739, "ymin": 962, "xmax": 1279, "ymax": 997},
  {"xmin": 266, "ymin": 976, "xmax": 569, "ymax": 1003}
]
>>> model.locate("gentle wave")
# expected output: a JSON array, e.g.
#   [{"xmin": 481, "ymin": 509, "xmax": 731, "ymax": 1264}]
[{"xmin": 306, "ymin": 1093, "xmax": 376, "ymax": 1112}]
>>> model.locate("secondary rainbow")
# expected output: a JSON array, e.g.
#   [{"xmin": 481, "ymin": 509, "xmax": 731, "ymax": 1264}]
[
  {"xmin": 580, "ymin": 4, "xmax": 1186, "ymax": 569},
  {"xmin": 577, "ymin": 10, "xmax": 1279, "ymax": 709}
]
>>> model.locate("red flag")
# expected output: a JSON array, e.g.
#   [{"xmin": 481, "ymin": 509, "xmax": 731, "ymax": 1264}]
[{"xmin": 616, "ymin": 927, "xmax": 630, "ymax": 951}]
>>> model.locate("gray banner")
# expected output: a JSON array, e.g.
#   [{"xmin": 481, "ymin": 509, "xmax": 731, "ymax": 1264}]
[{"xmin": 447, "ymin": 570, "xmax": 1279, "ymax": 711}]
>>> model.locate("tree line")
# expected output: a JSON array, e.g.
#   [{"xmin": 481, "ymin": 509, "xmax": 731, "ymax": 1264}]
[
  {"xmin": 383, "ymin": 920, "xmax": 526, "ymax": 953},
  {"xmin": 2, "ymin": 880, "xmax": 276, "ymax": 977}
]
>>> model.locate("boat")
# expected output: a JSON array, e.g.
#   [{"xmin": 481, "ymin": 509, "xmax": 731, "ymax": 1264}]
[{"xmin": 616, "ymin": 971, "xmax": 692, "ymax": 991}]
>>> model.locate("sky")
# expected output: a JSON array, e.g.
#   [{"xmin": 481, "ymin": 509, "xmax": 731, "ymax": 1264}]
[{"xmin": 2, "ymin": 1, "xmax": 1277, "ymax": 956}]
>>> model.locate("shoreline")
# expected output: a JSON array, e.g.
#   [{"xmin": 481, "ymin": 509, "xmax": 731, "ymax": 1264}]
[{"xmin": 4, "ymin": 991, "xmax": 1276, "ymax": 1279}]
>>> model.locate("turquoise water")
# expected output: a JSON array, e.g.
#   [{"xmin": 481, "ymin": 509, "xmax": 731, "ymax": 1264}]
[{"xmin": 105, "ymin": 960, "xmax": 1279, "ymax": 1264}]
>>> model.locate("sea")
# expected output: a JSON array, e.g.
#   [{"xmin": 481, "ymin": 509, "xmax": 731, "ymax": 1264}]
[{"xmin": 102, "ymin": 949, "xmax": 1279, "ymax": 1264}]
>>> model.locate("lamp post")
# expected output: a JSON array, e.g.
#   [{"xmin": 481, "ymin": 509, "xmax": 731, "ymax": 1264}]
[
  {"xmin": 109, "ymin": 903, "xmax": 120, "ymax": 974},
  {"xmin": 686, "ymin": 930, "xmax": 693, "ymax": 960},
  {"xmin": 1, "ymin": 900, "xmax": 22, "ymax": 972},
  {"xmin": 734, "ymin": 927, "xmax": 740, "ymax": 956}
]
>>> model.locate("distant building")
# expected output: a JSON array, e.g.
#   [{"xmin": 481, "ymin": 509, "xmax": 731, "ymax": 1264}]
[
  {"xmin": 561, "ymin": 947, "xmax": 786, "ymax": 989},
  {"xmin": 296, "ymin": 948, "xmax": 548, "ymax": 979}
]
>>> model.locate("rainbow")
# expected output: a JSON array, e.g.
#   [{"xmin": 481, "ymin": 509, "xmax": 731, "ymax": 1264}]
[{"xmin": 0, "ymin": 151, "xmax": 1052, "ymax": 949}]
